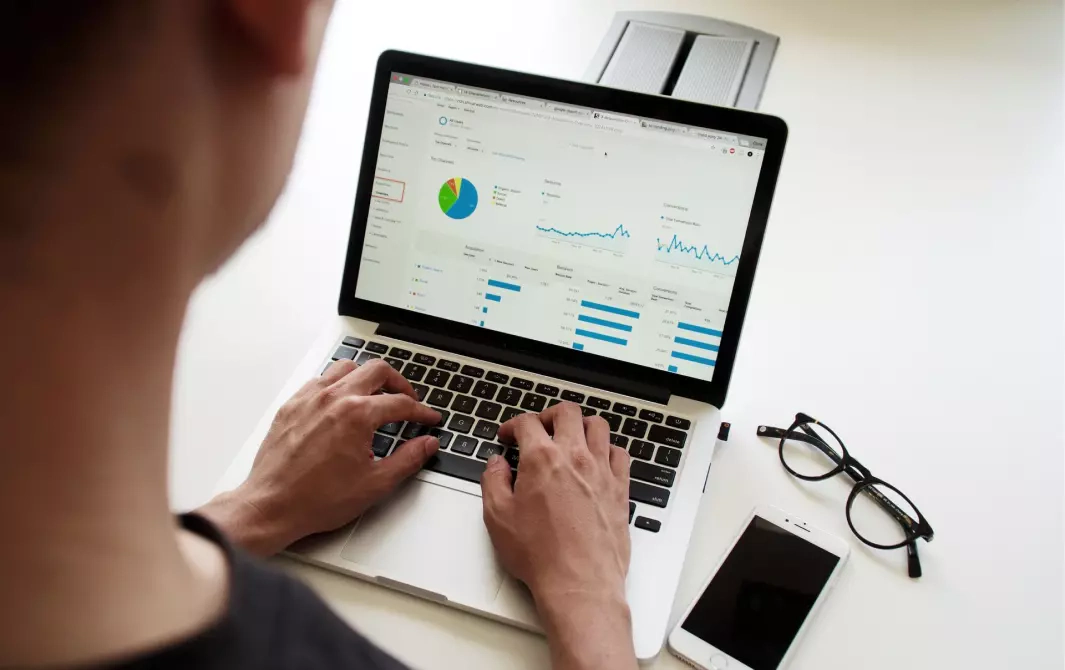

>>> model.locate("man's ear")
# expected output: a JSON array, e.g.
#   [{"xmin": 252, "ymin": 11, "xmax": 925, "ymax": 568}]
[{"xmin": 225, "ymin": 0, "xmax": 313, "ymax": 76}]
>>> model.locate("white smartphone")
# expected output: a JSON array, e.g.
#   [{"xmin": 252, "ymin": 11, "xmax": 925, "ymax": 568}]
[{"xmin": 668, "ymin": 506, "xmax": 849, "ymax": 670}]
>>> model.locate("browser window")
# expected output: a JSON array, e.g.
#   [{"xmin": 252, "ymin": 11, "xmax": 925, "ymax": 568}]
[{"xmin": 354, "ymin": 73, "xmax": 767, "ymax": 382}]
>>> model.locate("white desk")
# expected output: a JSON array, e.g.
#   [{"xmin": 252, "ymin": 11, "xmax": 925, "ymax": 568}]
[{"xmin": 170, "ymin": 1, "xmax": 1065, "ymax": 668}]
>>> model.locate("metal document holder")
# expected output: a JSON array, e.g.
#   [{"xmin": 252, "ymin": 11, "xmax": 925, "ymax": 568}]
[{"xmin": 584, "ymin": 11, "xmax": 779, "ymax": 110}]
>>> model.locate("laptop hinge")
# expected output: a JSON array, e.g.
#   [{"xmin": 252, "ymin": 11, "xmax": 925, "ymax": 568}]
[{"xmin": 376, "ymin": 322, "xmax": 671, "ymax": 405}]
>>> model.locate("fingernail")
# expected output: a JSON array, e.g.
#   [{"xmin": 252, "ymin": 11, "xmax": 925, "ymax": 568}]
[
  {"xmin": 426, "ymin": 436, "xmax": 440, "ymax": 453},
  {"xmin": 488, "ymin": 455, "xmax": 502, "ymax": 467}
]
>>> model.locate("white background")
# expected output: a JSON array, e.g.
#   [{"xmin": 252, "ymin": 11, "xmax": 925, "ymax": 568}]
[{"xmin": 169, "ymin": 1, "xmax": 1064, "ymax": 668}]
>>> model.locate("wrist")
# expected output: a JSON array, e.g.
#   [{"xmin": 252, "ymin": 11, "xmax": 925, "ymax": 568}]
[
  {"xmin": 196, "ymin": 484, "xmax": 295, "ymax": 557},
  {"xmin": 535, "ymin": 586, "xmax": 637, "ymax": 670}
]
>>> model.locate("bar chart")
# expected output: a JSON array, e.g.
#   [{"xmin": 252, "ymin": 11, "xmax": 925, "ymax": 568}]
[
  {"xmin": 667, "ymin": 321, "xmax": 723, "ymax": 371},
  {"xmin": 572, "ymin": 300, "xmax": 641, "ymax": 350}
]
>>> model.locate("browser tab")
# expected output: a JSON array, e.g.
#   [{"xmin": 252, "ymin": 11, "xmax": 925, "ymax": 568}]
[
  {"xmin": 547, "ymin": 103, "xmax": 589, "ymax": 118},
  {"xmin": 500, "ymin": 94, "xmax": 544, "ymax": 109},
  {"xmin": 690, "ymin": 128, "xmax": 737, "ymax": 144},
  {"xmin": 412, "ymin": 78, "xmax": 456, "ymax": 92},
  {"xmin": 456, "ymin": 86, "xmax": 500, "ymax": 101},
  {"xmin": 591, "ymin": 110, "xmax": 639, "ymax": 125},
  {"xmin": 639, "ymin": 119, "xmax": 688, "ymax": 135}
]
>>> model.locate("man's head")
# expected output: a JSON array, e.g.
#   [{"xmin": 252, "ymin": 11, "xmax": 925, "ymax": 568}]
[{"xmin": 0, "ymin": 1, "xmax": 333, "ymax": 290}]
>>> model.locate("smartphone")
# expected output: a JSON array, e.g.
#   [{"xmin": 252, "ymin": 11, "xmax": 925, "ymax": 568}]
[{"xmin": 668, "ymin": 506, "xmax": 849, "ymax": 670}]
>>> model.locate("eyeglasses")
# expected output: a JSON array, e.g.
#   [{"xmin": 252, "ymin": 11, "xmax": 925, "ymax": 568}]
[{"xmin": 757, "ymin": 412, "xmax": 934, "ymax": 578}]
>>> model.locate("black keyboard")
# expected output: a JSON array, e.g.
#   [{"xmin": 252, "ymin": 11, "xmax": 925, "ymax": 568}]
[{"xmin": 326, "ymin": 337, "xmax": 695, "ymax": 532}]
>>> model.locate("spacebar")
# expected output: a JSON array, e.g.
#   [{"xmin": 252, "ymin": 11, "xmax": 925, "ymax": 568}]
[{"xmin": 423, "ymin": 452, "xmax": 486, "ymax": 484}]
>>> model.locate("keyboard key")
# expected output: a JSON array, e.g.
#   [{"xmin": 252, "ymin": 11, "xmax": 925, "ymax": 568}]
[
  {"xmin": 414, "ymin": 353, "xmax": 436, "ymax": 365},
  {"xmin": 426, "ymin": 389, "xmax": 453, "ymax": 408},
  {"xmin": 631, "ymin": 461, "xmax": 676, "ymax": 488},
  {"xmin": 520, "ymin": 393, "xmax": 547, "ymax": 412},
  {"xmin": 639, "ymin": 409, "xmax": 664, "ymax": 423},
  {"xmin": 332, "ymin": 345, "xmax": 358, "ymax": 360},
  {"xmin": 378, "ymin": 421, "xmax": 403, "ymax": 435},
  {"xmin": 410, "ymin": 383, "xmax": 428, "ymax": 402},
  {"xmin": 648, "ymin": 425, "xmax": 687, "ymax": 449},
  {"xmin": 451, "ymin": 435, "xmax": 478, "ymax": 456},
  {"xmin": 429, "ymin": 428, "xmax": 453, "ymax": 450},
  {"xmin": 501, "ymin": 407, "xmax": 525, "ymax": 422},
  {"xmin": 586, "ymin": 396, "xmax": 611, "ymax": 410},
  {"xmin": 448, "ymin": 414, "xmax": 475, "ymax": 434},
  {"xmin": 475, "ymin": 401, "xmax": 502, "ymax": 421},
  {"xmin": 535, "ymin": 383, "xmax": 560, "ymax": 397},
  {"xmin": 548, "ymin": 398, "xmax": 561, "ymax": 407},
  {"xmin": 365, "ymin": 342, "xmax": 389, "ymax": 354},
  {"xmin": 425, "ymin": 369, "xmax": 450, "ymax": 387},
  {"xmin": 630, "ymin": 480, "xmax": 670, "ymax": 508},
  {"xmin": 635, "ymin": 516, "xmax": 661, "ymax": 533},
  {"xmin": 401, "ymin": 363, "xmax": 427, "ymax": 382},
  {"xmin": 432, "ymin": 410, "xmax": 450, "ymax": 428},
  {"xmin": 629, "ymin": 501, "xmax": 636, "ymax": 523},
  {"xmin": 342, "ymin": 336, "xmax": 366, "ymax": 349},
  {"xmin": 372, "ymin": 433, "xmax": 394, "ymax": 457},
  {"xmin": 612, "ymin": 402, "xmax": 637, "ymax": 417},
  {"xmin": 486, "ymin": 371, "xmax": 509, "ymax": 384},
  {"xmin": 580, "ymin": 406, "xmax": 597, "ymax": 417},
  {"xmin": 447, "ymin": 375, "xmax": 474, "ymax": 394},
  {"xmin": 629, "ymin": 440, "xmax": 654, "ymax": 460},
  {"xmin": 510, "ymin": 377, "xmax": 533, "ymax": 390},
  {"xmin": 598, "ymin": 411, "xmax": 623, "ymax": 432},
  {"xmin": 472, "ymin": 380, "xmax": 498, "ymax": 399},
  {"xmin": 610, "ymin": 433, "xmax": 629, "ymax": 448},
  {"xmin": 655, "ymin": 446, "xmax": 682, "ymax": 468},
  {"xmin": 437, "ymin": 359, "xmax": 460, "ymax": 372},
  {"xmin": 383, "ymin": 357, "xmax": 404, "ymax": 372},
  {"xmin": 401, "ymin": 422, "xmax": 431, "ymax": 440},
  {"xmin": 621, "ymin": 418, "xmax": 648, "ymax": 439},
  {"xmin": 561, "ymin": 390, "xmax": 585, "ymax": 403},
  {"xmin": 504, "ymin": 447, "xmax": 520, "ymax": 469},
  {"xmin": 389, "ymin": 347, "xmax": 412, "ymax": 360},
  {"xmin": 666, "ymin": 416, "xmax": 692, "ymax": 430},
  {"xmin": 356, "ymin": 352, "xmax": 380, "ymax": 365},
  {"xmin": 461, "ymin": 365, "xmax": 485, "ymax": 378},
  {"xmin": 476, "ymin": 443, "xmax": 504, "ymax": 460},
  {"xmin": 473, "ymin": 420, "xmax": 499, "ymax": 441},
  {"xmin": 450, "ymin": 395, "xmax": 477, "ymax": 413},
  {"xmin": 424, "ymin": 451, "xmax": 486, "ymax": 483},
  {"xmin": 496, "ymin": 387, "xmax": 522, "ymax": 406}
]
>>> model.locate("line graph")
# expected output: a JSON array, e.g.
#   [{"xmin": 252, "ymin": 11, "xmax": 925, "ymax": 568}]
[
  {"xmin": 655, "ymin": 234, "xmax": 740, "ymax": 275},
  {"xmin": 536, "ymin": 223, "xmax": 630, "ymax": 252}
]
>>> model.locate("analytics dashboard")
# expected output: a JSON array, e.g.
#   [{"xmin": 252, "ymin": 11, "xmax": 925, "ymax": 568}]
[{"xmin": 354, "ymin": 73, "xmax": 767, "ymax": 383}]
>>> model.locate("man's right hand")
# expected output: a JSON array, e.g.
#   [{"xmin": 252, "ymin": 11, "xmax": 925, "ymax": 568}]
[{"xmin": 481, "ymin": 403, "xmax": 638, "ymax": 670}]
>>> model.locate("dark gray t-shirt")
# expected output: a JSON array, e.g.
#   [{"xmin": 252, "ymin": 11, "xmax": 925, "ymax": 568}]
[{"xmin": 113, "ymin": 514, "xmax": 407, "ymax": 670}]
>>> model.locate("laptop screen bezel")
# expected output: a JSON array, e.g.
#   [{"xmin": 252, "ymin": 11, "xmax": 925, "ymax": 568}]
[{"xmin": 338, "ymin": 50, "xmax": 787, "ymax": 408}]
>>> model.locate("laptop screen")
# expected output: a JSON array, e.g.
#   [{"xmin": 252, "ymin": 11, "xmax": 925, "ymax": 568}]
[{"xmin": 354, "ymin": 72, "xmax": 767, "ymax": 383}]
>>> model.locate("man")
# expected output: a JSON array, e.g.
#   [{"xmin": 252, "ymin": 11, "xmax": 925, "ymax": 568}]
[{"xmin": 0, "ymin": 2, "xmax": 638, "ymax": 669}]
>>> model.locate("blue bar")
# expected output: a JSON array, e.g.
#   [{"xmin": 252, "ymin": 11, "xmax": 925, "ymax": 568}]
[
  {"xmin": 482, "ymin": 306, "xmax": 488, "ymax": 313},
  {"xmin": 668, "ymin": 365, "xmax": 678, "ymax": 373},
  {"xmin": 678, "ymin": 322, "xmax": 722, "ymax": 337},
  {"xmin": 479, "ymin": 320, "xmax": 485, "ymax": 327},
  {"xmin": 577, "ymin": 314, "xmax": 633, "ymax": 332},
  {"xmin": 575, "ymin": 329, "xmax": 628, "ymax": 346},
  {"xmin": 671, "ymin": 351, "xmax": 716, "ymax": 366},
  {"xmin": 580, "ymin": 300, "xmax": 640, "ymax": 319},
  {"xmin": 674, "ymin": 336, "xmax": 720, "ymax": 352},
  {"xmin": 488, "ymin": 279, "xmax": 521, "ymax": 292},
  {"xmin": 485, "ymin": 293, "xmax": 502, "ymax": 302},
  {"xmin": 572, "ymin": 342, "xmax": 584, "ymax": 351}
]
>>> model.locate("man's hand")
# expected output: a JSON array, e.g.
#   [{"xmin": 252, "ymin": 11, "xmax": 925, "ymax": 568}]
[
  {"xmin": 199, "ymin": 359, "xmax": 441, "ymax": 556},
  {"xmin": 482, "ymin": 402, "xmax": 638, "ymax": 670}
]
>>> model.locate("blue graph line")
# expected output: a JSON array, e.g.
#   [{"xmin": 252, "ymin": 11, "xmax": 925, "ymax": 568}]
[
  {"xmin": 656, "ymin": 234, "xmax": 739, "ymax": 266},
  {"xmin": 536, "ymin": 223, "xmax": 631, "ymax": 240}
]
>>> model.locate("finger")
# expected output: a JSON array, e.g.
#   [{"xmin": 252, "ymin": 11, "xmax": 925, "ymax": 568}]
[
  {"xmin": 498, "ymin": 411, "xmax": 549, "ymax": 447},
  {"xmin": 480, "ymin": 454, "xmax": 514, "ymax": 528},
  {"xmin": 583, "ymin": 415, "xmax": 611, "ymax": 459},
  {"xmin": 371, "ymin": 435, "xmax": 439, "ymax": 493},
  {"xmin": 608, "ymin": 440, "xmax": 630, "ymax": 481},
  {"xmin": 341, "ymin": 358, "xmax": 418, "ymax": 399},
  {"xmin": 319, "ymin": 358, "xmax": 357, "ymax": 386},
  {"xmin": 535, "ymin": 402, "xmax": 586, "ymax": 446},
  {"xmin": 360, "ymin": 393, "xmax": 440, "ymax": 427}
]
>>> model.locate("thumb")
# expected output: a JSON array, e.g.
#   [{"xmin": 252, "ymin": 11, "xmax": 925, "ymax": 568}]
[
  {"xmin": 372, "ymin": 435, "xmax": 439, "ymax": 493},
  {"xmin": 480, "ymin": 455, "xmax": 514, "ymax": 529}
]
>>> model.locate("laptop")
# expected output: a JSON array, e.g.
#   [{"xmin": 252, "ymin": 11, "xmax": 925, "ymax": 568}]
[{"xmin": 215, "ymin": 50, "xmax": 786, "ymax": 661}]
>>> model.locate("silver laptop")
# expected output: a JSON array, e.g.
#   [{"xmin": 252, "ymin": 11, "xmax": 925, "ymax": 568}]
[{"xmin": 215, "ymin": 50, "xmax": 787, "ymax": 661}]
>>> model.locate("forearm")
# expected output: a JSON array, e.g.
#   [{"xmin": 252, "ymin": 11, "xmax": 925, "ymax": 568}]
[
  {"xmin": 535, "ymin": 588, "xmax": 638, "ymax": 670},
  {"xmin": 195, "ymin": 486, "xmax": 294, "ymax": 557}
]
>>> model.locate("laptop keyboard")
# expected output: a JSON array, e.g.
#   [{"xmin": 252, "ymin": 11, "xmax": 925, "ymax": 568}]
[{"xmin": 327, "ymin": 336, "xmax": 694, "ymax": 532}]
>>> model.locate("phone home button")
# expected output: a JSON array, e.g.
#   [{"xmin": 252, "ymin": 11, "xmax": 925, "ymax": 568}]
[{"xmin": 709, "ymin": 654, "xmax": 729, "ymax": 670}]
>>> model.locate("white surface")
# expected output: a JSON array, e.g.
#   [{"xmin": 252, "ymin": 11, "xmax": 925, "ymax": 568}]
[{"xmin": 170, "ymin": 1, "xmax": 1065, "ymax": 669}]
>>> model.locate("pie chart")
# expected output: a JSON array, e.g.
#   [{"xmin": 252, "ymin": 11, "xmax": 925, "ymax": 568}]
[{"xmin": 438, "ymin": 177, "xmax": 478, "ymax": 220}]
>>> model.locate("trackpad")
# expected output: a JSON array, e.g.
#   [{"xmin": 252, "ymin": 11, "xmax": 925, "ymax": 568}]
[{"xmin": 340, "ymin": 480, "xmax": 505, "ymax": 606}]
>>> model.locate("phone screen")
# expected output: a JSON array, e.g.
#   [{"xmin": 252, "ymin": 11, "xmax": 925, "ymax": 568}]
[{"xmin": 681, "ymin": 515, "xmax": 840, "ymax": 670}]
